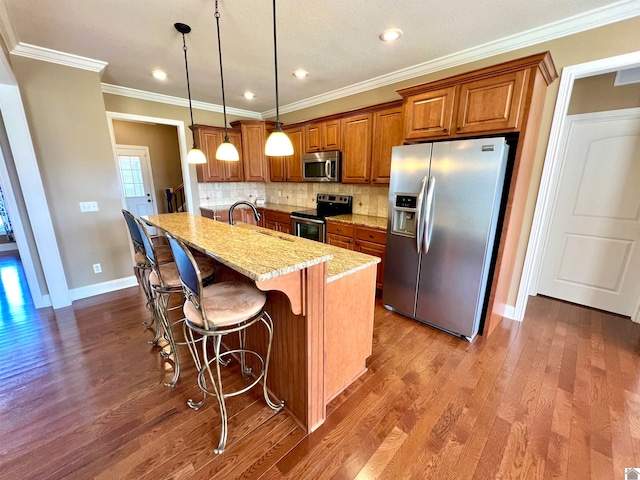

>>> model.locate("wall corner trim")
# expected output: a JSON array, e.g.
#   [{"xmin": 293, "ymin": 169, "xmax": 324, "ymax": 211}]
[
  {"xmin": 11, "ymin": 43, "xmax": 107, "ymax": 72},
  {"xmin": 69, "ymin": 275, "xmax": 139, "ymax": 302}
]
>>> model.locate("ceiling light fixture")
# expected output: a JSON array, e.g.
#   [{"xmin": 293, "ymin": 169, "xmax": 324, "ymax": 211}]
[
  {"xmin": 213, "ymin": 0, "xmax": 240, "ymax": 161},
  {"xmin": 265, "ymin": 0, "xmax": 294, "ymax": 157},
  {"xmin": 379, "ymin": 28, "xmax": 403, "ymax": 42},
  {"xmin": 293, "ymin": 70, "xmax": 308, "ymax": 78},
  {"xmin": 244, "ymin": 91, "xmax": 256, "ymax": 100},
  {"xmin": 152, "ymin": 70, "xmax": 167, "ymax": 80},
  {"xmin": 175, "ymin": 22, "xmax": 206, "ymax": 165}
]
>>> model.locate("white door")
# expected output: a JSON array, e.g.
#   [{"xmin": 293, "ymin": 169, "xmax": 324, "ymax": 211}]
[
  {"xmin": 116, "ymin": 146, "xmax": 158, "ymax": 234},
  {"xmin": 537, "ymin": 110, "xmax": 640, "ymax": 316}
]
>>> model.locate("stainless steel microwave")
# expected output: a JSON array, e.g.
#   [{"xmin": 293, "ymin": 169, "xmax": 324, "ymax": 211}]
[{"xmin": 301, "ymin": 151, "xmax": 341, "ymax": 182}]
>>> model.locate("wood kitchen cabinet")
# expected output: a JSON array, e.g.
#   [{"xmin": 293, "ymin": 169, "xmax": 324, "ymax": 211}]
[
  {"xmin": 263, "ymin": 209, "xmax": 291, "ymax": 234},
  {"xmin": 341, "ymin": 114, "xmax": 373, "ymax": 184},
  {"xmin": 304, "ymin": 119, "xmax": 341, "ymax": 153},
  {"xmin": 193, "ymin": 125, "xmax": 243, "ymax": 182},
  {"xmin": 326, "ymin": 221, "xmax": 386, "ymax": 290},
  {"xmin": 269, "ymin": 127, "xmax": 304, "ymax": 182},
  {"xmin": 371, "ymin": 106, "xmax": 404, "ymax": 184},
  {"xmin": 403, "ymin": 86, "xmax": 456, "ymax": 140},
  {"xmin": 231, "ymin": 120, "xmax": 272, "ymax": 182}
]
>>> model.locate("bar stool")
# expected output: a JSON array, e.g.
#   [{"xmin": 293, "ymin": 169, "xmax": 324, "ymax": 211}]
[
  {"xmin": 135, "ymin": 218, "xmax": 216, "ymax": 387},
  {"xmin": 122, "ymin": 209, "xmax": 173, "ymax": 344},
  {"xmin": 166, "ymin": 232, "xmax": 284, "ymax": 453}
]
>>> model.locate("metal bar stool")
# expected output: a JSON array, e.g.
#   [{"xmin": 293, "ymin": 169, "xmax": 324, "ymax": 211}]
[
  {"xmin": 122, "ymin": 209, "xmax": 172, "ymax": 345},
  {"xmin": 135, "ymin": 218, "xmax": 216, "ymax": 387},
  {"xmin": 166, "ymin": 232, "xmax": 284, "ymax": 453}
]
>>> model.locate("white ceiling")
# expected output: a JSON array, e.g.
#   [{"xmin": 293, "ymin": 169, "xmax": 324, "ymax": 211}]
[{"xmin": 2, "ymin": 0, "xmax": 638, "ymax": 116}]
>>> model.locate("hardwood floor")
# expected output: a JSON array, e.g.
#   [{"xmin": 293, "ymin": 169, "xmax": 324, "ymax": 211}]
[{"xmin": 1, "ymin": 251, "xmax": 639, "ymax": 479}]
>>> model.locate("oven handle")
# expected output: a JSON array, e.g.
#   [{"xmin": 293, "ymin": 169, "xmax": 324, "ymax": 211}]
[{"xmin": 291, "ymin": 216, "xmax": 326, "ymax": 225}]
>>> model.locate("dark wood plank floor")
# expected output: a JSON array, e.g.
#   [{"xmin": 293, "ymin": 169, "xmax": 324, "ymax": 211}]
[{"xmin": 1, "ymin": 251, "xmax": 639, "ymax": 479}]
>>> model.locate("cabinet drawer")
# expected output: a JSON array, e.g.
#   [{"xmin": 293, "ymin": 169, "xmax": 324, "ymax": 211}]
[
  {"xmin": 326, "ymin": 222, "xmax": 354, "ymax": 237},
  {"xmin": 264, "ymin": 210, "xmax": 291, "ymax": 223},
  {"xmin": 355, "ymin": 226, "xmax": 386, "ymax": 245}
]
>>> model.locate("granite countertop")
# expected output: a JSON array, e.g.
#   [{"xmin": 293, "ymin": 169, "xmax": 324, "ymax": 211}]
[
  {"xmin": 200, "ymin": 202, "xmax": 301, "ymax": 215},
  {"xmin": 328, "ymin": 214, "xmax": 388, "ymax": 230},
  {"xmin": 144, "ymin": 213, "xmax": 378, "ymax": 283}
]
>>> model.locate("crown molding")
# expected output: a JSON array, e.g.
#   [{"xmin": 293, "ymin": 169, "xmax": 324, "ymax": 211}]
[
  {"xmin": 101, "ymin": 83, "xmax": 262, "ymax": 120},
  {"xmin": 263, "ymin": 0, "xmax": 640, "ymax": 118},
  {"xmin": 11, "ymin": 43, "xmax": 107, "ymax": 72}
]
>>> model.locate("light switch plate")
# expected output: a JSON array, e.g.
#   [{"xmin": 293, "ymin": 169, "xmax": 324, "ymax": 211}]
[{"xmin": 79, "ymin": 201, "xmax": 99, "ymax": 212}]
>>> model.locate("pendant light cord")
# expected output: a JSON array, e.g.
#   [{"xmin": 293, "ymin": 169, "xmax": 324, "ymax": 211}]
[
  {"xmin": 272, "ymin": 0, "xmax": 281, "ymax": 129},
  {"xmin": 180, "ymin": 32, "xmax": 197, "ymax": 149},
  {"xmin": 214, "ymin": 0, "xmax": 230, "ymax": 141}
]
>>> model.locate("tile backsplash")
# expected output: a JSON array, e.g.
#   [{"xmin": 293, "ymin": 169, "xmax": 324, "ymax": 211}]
[{"xmin": 198, "ymin": 182, "xmax": 389, "ymax": 218}]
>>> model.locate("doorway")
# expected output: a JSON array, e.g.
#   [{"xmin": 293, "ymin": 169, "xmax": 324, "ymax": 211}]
[
  {"xmin": 116, "ymin": 145, "xmax": 158, "ymax": 218},
  {"xmin": 518, "ymin": 50, "xmax": 640, "ymax": 323}
]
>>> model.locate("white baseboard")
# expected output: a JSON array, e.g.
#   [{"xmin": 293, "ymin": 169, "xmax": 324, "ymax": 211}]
[
  {"xmin": 0, "ymin": 242, "xmax": 18, "ymax": 251},
  {"xmin": 503, "ymin": 305, "xmax": 518, "ymax": 321},
  {"xmin": 69, "ymin": 275, "xmax": 139, "ymax": 301}
]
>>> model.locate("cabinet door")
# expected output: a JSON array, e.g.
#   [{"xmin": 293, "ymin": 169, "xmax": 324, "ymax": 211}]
[
  {"xmin": 269, "ymin": 155, "xmax": 287, "ymax": 182},
  {"xmin": 403, "ymin": 86, "xmax": 456, "ymax": 140},
  {"xmin": 327, "ymin": 233, "xmax": 353, "ymax": 250},
  {"xmin": 355, "ymin": 239, "xmax": 385, "ymax": 289},
  {"xmin": 456, "ymin": 70, "xmax": 527, "ymax": 134},
  {"xmin": 226, "ymin": 130, "xmax": 244, "ymax": 182},
  {"xmin": 322, "ymin": 120, "xmax": 341, "ymax": 150},
  {"xmin": 278, "ymin": 222, "xmax": 291, "ymax": 235},
  {"xmin": 240, "ymin": 123, "xmax": 269, "ymax": 182},
  {"xmin": 305, "ymin": 124, "xmax": 322, "ymax": 152},
  {"xmin": 195, "ymin": 128, "xmax": 226, "ymax": 182},
  {"xmin": 341, "ymin": 113, "xmax": 373, "ymax": 184},
  {"xmin": 265, "ymin": 220, "xmax": 278, "ymax": 231},
  {"xmin": 242, "ymin": 209, "xmax": 258, "ymax": 225},
  {"xmin": 285, "ymin": 127, "xmax": 304, "ymax": 182},
  {"xmin": 371, "ymin": 107, "xmax": 404, "ymax": 184}
]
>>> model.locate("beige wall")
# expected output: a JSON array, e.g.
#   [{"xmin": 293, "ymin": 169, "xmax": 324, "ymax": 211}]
[
  {"xmin": 112, "ymin": 120, "xmax": 183, "ymax": 214},
  {"xmin": 568, "ymin": 72, "xmax": 640, "ymax": 114},
  {"xmin": 278, "ymin": 16, "xmax": 640, "ymax": 305},
  {"xmin": 11, "ymin": 57, "xmax": 132, "ymax": 289}
]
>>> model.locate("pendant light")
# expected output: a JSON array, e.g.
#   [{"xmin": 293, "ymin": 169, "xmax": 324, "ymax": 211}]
[
  {"xmin": 265, "ymin": 0, "xmax": 294, "ymax": 157},
  {"xmin": 213, "ymin": 0, "xmax": 240, "ymax": 161},
  {"xmin": 175, "ymin": 22, "xmax": 207, "ymax": 164}
]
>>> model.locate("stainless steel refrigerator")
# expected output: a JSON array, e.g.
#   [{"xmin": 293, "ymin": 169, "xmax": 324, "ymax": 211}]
[{"xmin": 382, "ymin": 138, "xmax": 509, "ymax": 340}]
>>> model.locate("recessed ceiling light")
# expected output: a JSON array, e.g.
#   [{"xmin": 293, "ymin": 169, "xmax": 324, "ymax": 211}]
[
  {"xmin": 293, "ymin": 70, "xmax": 309, "ymax": 78},
  {"xmin": 379, "ymin": 29, "xmax": 403, "ymax": 42},
  {"xmin": 152, "ymin": 70, "xmax": 167, "ymax": 80},
  {"xmin": 244, "ymin": 91, "xmax": 255, "ymax": 100}
]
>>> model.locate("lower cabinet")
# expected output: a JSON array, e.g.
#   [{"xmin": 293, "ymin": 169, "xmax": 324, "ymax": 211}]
[
  {"xmin": 263, "ymin": 209, "xmax": 291, "ymax": 234},
  {"xmin": 200, "ymin": 207, "xmax": 253, "ymax": 225},
  {"xmin": 326, "ymin": 221, "xmax": 386, "ymax": 290}
]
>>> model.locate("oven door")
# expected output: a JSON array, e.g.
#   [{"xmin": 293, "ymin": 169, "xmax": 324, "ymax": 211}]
[{"xmin": 291, "ymin": 216, "xmax": 326, "ymax": 243}]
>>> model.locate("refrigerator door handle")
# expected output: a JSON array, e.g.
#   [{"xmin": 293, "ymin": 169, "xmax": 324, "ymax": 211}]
[
  {"xmin": 415, "ymin": 175, "xmax": 428, "ymax": 253},
  {"xmin": 422, "ymin": 176, "xmax": 436, "ymax": 254}
]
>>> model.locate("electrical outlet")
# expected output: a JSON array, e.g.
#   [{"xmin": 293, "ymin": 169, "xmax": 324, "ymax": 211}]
[
  {"xmin": 93, "ymin": 263, "xmax": 102, "ymax": 274},
  {"xmin": 80, "ymin": 201, "xmax": 99, "ymax": 212}
]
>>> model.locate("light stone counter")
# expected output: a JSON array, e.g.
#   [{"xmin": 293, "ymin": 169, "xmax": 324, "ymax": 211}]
[
  {"xmin": 143, "ymin": 213, "xmax": 378, "ymax": 283},
  {"xmin": 329, "ymin": 214, "xmax": 388, "ymax": 230}
]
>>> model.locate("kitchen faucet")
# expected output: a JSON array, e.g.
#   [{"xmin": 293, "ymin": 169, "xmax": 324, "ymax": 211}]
[{"xmin": 228, "ymin": 201, "xmax": 261, "ymax": 225}]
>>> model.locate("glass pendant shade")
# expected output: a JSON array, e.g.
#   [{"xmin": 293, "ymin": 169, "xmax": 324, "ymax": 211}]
[
  {"xmin": 265, "ymin": 128, "xmax": 294, "ymax": 156},
  {"xmin": 216, "ymin": 140, "xmax": 240, "ymax": 161},
  {"xmin": 187, "ymin": 147, "xmax": 207, "ymax": 164}
]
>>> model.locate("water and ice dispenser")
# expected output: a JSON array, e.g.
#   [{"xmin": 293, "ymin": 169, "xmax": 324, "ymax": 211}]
[{"xmin": 391, "ymin": 194, "xmax": 418, "ymax": 237}]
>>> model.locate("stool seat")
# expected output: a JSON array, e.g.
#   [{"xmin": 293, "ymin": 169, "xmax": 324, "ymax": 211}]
[
  {"xmin": 149, "ymin": 262, "xmax": 182, "ymax": 289},
  {"xmin": 184, "ymin": 281, "xmax": 267, "ymax": 328}
]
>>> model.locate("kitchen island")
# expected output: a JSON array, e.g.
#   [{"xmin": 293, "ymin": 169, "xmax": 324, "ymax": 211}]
[{"xmin": 143, "ymin": 212, "xmax": 379, "ymax": 432}]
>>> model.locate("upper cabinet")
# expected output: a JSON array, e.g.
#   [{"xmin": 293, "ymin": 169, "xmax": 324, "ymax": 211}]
[
  {"xmin": 403, "ymin": 86, "xmax": 456, "ymax": 140},
  {"xmin": 371, "ymin": 106, "xmax": 404, "ymax": 184},
  {"xmin": 341, "ymin": 114, "xmax": 373, "ymax": 184},
  {"xmin": 230, "ymin": 120, "xmax": 272, "ymax": 182},
  {"xmin": 398, "ymin": 53, "xmax": 555, "ymax": 142},
  {"xmin": 269, "ymin": 126, "xmax": 304, "ymax": 182},
  {"xmin": 305, "ymin": 119, "xmax": 341, "ymax": 153},
  {"xmin": 193, "ymin": 125, "xmax": 243, "ymax": 182}
]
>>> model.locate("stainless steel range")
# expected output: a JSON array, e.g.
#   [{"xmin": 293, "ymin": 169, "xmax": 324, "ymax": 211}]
[{"xmin": 291, "ymin": 194, "xmax": 353, "ymax": 243}]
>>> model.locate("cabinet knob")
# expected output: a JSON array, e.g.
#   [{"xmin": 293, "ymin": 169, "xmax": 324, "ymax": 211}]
[
  {"xmin": 369, "ymin": 234, "xmax": 374, "ymax": 238},
  {"xmin": 443, "ymin": 128, "xmax": 448, "ymax": 132},
  {"xmin": 355, "ymin": 241, "xmax": 359, "ymax": 245},
  {"xmin": 337, "ymin": 228, "xmax": 341, "ymax": 231},
  {"xmin": 456, "ymin": 126, "xmax": 461, "ymax": 131}
]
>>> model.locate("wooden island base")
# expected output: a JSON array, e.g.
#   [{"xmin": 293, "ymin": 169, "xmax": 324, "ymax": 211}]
[{"xmin": 216, "ymin": 262, "xmax": 376, "ymax": 433}]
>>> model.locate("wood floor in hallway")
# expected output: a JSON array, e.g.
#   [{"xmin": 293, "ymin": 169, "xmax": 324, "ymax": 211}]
[{"xmin": 1, "ymin": 255, "xmax": 639, "ymax": 479}]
